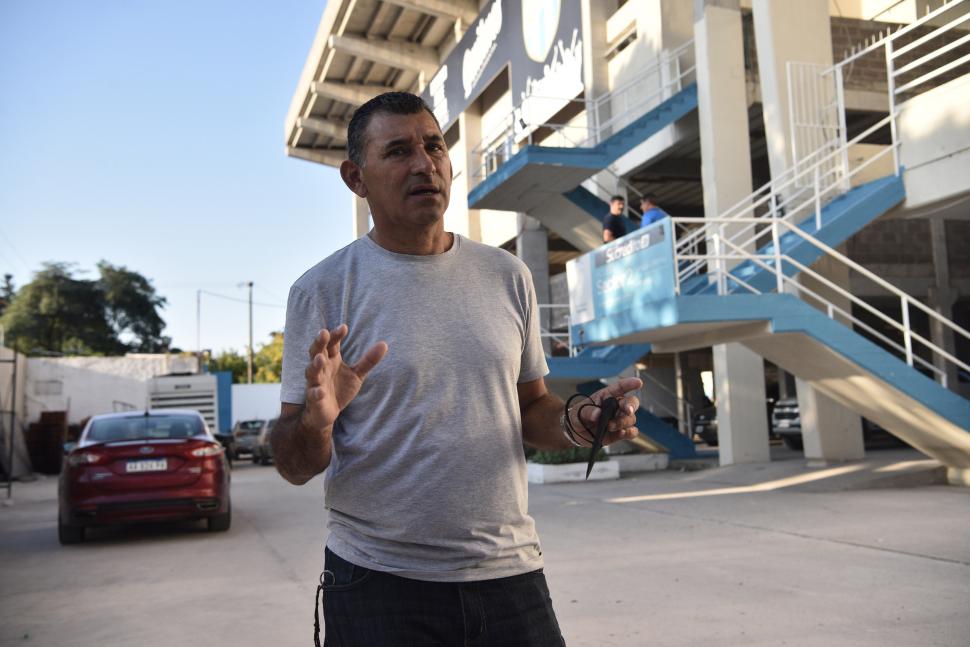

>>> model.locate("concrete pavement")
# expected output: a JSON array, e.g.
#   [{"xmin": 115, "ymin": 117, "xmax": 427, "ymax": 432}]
[{"xmin": 1, "ymin": 448, "xmax": 968, "ymax": 646}]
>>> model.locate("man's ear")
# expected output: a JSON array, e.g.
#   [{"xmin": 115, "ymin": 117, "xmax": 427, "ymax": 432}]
[{"xmin": 340, "ymin": 159, "xmax": 367, "ymax": 198}]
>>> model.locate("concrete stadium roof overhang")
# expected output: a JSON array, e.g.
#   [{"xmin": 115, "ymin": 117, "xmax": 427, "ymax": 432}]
[{"xmin": 285, "ymin": 0, "xmax": 478, "ymax": 168}]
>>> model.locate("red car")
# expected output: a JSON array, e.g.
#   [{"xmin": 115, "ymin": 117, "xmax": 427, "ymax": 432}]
[{"xmin": 58, "ymin": 409, "xmax": 231, "ymax": 544}]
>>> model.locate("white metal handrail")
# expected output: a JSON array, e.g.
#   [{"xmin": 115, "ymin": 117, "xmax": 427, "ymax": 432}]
[
  {"xmin": 671, "ymin": 1, "xmax": 970, "ymax": 384},
  {"xmin": 703, "ymin": 235, "xmax": 949, "ymax": 380},
  {"xmin": 671, "ymin": 216, "xmax": 970, "ymax": 387},
  {"xmin": 684, "ymin": 0, "xmax": 967, "ymax": 278},
  {"xmin": 634, "ymin": 367, "xmax": 694, "ymax": 438},
  {"xmin": 470, "ymin": 39, "xmax": 695, "ymax": 187},
  {"xmin": 539, "ymin": 303, "xmax": 574, "ymax": 357},
  {"xmin": 676, "ymin": 114, "xmax": 898, "ymax": 288},
  {"xmin": 835, "ymin": 0, "xmax": 967, "ymax": 67}
]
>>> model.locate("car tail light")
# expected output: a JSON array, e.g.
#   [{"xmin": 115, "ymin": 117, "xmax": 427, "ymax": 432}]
[
  {"xmin": 191, "ymin": 444, "xmax": 224, "ymax": 457},
  {"xmin": 68, "ymin": 452, "xmax": 103, "ymax": 466}
]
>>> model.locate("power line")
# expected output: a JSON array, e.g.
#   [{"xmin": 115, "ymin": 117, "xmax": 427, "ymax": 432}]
[
  {"xmin": 255, "ymin": 284, "xmax": 287, "ymax": 303},
  {"xmin": 199, "ymin": 289, "xmax": 284, "ymax": 308},
  {"xmin": 0, "ymin": 226, "xmax": 32, "ymax": 273}
]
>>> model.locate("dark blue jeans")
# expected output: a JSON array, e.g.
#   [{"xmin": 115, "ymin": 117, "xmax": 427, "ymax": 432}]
[{"xmin": 321, "ymin": 547, "xmax": 566, "ymax": 646}]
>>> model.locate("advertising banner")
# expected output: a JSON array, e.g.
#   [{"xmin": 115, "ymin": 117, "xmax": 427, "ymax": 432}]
[
  {"xmin": 567, "ymin": 220, "xmax": 677, "ymax": 327},
  {"xmin": 422, "ymin": 0, "xmax": 584, "ymax": 134}
]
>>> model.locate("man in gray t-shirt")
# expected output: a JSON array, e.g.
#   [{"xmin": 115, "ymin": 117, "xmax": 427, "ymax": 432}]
[{"xmin": 273, "ymin": 92, "xmax": 643, "ymax": 646}]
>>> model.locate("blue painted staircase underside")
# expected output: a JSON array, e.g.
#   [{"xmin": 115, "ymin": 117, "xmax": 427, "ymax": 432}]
[
  {"xmin": 573, "ymin": 292, "xmax": 970, "ymax": 465},
  {"xmin": 468, "ymin": 84, "xmax": 699, "ymax": 213},
  {"xmin": 575, "ymin": 380, "xmax": 699, "ymax": 460},
  {"xmin": 547, "ymin": 344, "xmax": 651, "ymax": 381}
]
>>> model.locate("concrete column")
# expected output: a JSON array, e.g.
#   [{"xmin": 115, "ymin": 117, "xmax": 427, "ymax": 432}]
[
  {"xmin": 929, "ymin": 217, "xmax": 958, "ymax": 390},
  {"xmin": 753, "ymin": 0, "xmax": 865, "ymax": 461},
  {"xmin": 674, "ymin": 352, "xmax": 688, "ymax": 436},
  {"xmin": 580, "ymin": 0, "xmax": 612, "ymax": 130},
  {"xmin": 457, "ymin": 110, "xmax": 483, "ymax": 242},
  {"xmin": 695, "ymin": 0, "xmax": 770, "ymax": 465},
  {"xmin": 352, "ymin": 195, "xmax": 370, "ymax": 239},
  {"xmin": 794, "ymin": 250, "xmax": 865, "ymax": 462},
  {"xmin": 751, "ymin": 0, "xmax": 833, "ymax": 178},
  {"xmin": 516, "ymin": 215, "xmax": 551, "ymax": 354},
  {"xmin": 581, "ymin": 0, "xmax": 614, "ymax": 213}
]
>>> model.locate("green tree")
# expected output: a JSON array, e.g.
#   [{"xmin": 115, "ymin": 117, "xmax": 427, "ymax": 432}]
[
  {"xmin": 0, "ymin": 274, "xmax": 14, "ymax": 317},
  {"xmin": 97, "ymin": 261, "xmax": 169, "ymax": 352},
  {"xmin": 207, "ymin": 349, "xmax": 248, "ymax": 383},
  {"xmin": 0, "ymin": 262, "xmax": 169, "ymax": 355},
  {"xmin": 0, "ymin": 263, "xmax": 120, "ymax": 354},
  {"xmin": 254, "ymin": 331, "xmax": 283, "ymax": 383},
  {"xmin": 208, "ymin": 332, "xmax": 284, "ymax": 384}
]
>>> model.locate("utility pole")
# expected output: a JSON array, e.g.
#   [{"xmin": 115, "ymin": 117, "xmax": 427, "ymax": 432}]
[
  {"xmin": 196, "ymin": 289, "xmax": 202, "ymax": 372},
  {"xmin": 247, "ymin": 281, "xmax": 254, "ymax": 384},
  {"xmin": 2, "ymin": 343, "xmax": 18, "ymax": 499}
]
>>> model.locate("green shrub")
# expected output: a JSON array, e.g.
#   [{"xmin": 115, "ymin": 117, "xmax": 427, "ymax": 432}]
[{"xmin": 529, "ymin": 446, "xmax": 607, "ymax": 465}]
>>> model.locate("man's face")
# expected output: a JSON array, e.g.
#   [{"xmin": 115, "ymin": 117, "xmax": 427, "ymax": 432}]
[
  {"xmin": 609, "ymin": 199, "xmax": 625, "ymax": 216},
  {"xmin": 349, "ymin": 110, "xmax": 452, "ymax": 230},
  {"xmin": 640, "ymin": 199, "xmax": 654, "ymax": 212}
]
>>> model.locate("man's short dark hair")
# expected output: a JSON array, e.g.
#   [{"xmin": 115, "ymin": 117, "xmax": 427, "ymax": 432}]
[
  {"xmin": 346, "ymin": 92, "xmax": 440, "ymax": 166},
  {"xmin": 610, "ymin": 195, "xmax": 624, "ymax": 203},
  {"xmin": 641, "ymin": 193, "xmax": 658, "ymax": 203}
]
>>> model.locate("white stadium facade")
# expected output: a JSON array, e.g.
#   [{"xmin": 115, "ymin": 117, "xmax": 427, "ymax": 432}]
[{"xmin": 285, "ymin": 0, "xmax": 970, "ymax": 483}]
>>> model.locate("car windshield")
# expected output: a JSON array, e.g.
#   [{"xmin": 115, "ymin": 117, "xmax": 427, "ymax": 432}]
[
  {"xmin": 238, "ymin": 420, "xmax": 264, "ymax": 430},
  {"xmin": 86, "ymin": 414, "xmax": 205, "ymax": 443}
]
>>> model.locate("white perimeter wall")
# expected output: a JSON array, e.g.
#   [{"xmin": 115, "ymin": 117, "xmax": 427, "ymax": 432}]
[
  {"xmin": 231, "ymin": 383, "xmax": 282, "ymax": 425},
  {"xmin": 24, "ymin": 354, "xmax": 198, "ymax": 424},
  {"xmin": 25, "ymin": 354, "xmax": 200, "ymax": 425}
]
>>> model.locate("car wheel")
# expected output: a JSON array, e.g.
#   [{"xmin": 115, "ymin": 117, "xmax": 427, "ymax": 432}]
[
  {"xmin": 208, "ymin": 504, "xmax": 231, "ymax": 532},
  {"xmin": 58, "ymin": 520, "xmax": 85, "ymax": 545},
  {"xmin": 782, "ymin": 436, "xmax": 803, "ymax": 451},
  {"xmin": 251, "ymin": 452, "xmax": 259, "ymax": 464}
]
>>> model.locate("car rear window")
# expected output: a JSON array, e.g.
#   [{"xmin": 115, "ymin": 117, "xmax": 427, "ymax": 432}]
[
  {"xmin": 86, "ymin": 415, "xmax": 205, "ymax": 442},
  {"xmin": 238, "ymin": 420, "xmax": 264, "ymax": 430}
]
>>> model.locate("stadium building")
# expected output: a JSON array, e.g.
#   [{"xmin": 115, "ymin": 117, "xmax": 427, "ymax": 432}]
[{"xmin": 285, "ymin": 0, "xmax": 970, "ymax": 483}]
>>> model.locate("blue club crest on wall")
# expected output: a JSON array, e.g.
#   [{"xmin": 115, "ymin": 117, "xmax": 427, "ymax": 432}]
[{"xmin": 522, "ymin": 0, "xmax": 561, "ymax": 63}]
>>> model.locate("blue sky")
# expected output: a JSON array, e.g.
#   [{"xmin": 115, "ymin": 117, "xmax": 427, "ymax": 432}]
[{"xmin": 0, "ymin": 1, "xmax": 352, "ymax": 355}]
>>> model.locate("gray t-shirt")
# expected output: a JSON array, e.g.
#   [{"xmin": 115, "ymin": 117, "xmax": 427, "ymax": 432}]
[{"xmin": 281, "ymin": 233, "xmax": 549, "ymax": 582}]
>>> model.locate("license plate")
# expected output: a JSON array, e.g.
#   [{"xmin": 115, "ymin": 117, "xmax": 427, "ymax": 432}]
[
  {"xmin": 777, "ymin": 420, "xmax": 791, "ymax": 428},
  {"xmin": 126, "ymin": 459, "xmax": 167, "ymax": 473}
]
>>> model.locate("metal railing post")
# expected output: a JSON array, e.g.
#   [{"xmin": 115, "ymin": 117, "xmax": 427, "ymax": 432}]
[
  {"xmin": 885, "ymin": 39, "xmax": 901, "ymax": 174},
  {"xmin": 901, "ymin": 295, "xmax": 914, "ymax": 366},
  {"xmin": 672, "ymin": 223, "xmax": 682, "ymax": 295},
  {"xmin": 814, "ymin": 165, "xmax": 823, "ymax": 230},
  {"xmin": 787, "ymin": 61, "xmax": 801, "ymax": 171},
  {"xmin": 772, "ymin": 220, "xmax": 784, "ymax": 293},
  {"xmin": 834, "ymin": 65, "xmax": 850, "ymax": 190},
  {"xmin": 716, "ymin": 224, "xmax": 727, "ymax": 295}
]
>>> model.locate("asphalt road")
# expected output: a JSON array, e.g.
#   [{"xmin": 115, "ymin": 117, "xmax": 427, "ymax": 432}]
[{"xmin": 2, "ymin": 450, "xmax": 969, "ymax": 646}]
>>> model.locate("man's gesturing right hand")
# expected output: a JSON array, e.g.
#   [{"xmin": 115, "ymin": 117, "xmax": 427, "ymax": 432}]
[{"xmin": 304, "ymin": 324, "xmax": 388, "ymax": 430}]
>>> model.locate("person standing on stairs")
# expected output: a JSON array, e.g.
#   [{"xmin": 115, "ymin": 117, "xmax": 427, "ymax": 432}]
[{"xmin": 602, "ymin": 194, "xmax": 629, "ymax": 243}]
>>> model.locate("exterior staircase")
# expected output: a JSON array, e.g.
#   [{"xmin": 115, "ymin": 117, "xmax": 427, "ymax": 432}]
[
  {"xmin": 467, "ymin": 42, "xmax": 697, "ymax": 251},
  {"xmin": 563, "ymin": 2, "xmax": 970, "ymax": 481}
]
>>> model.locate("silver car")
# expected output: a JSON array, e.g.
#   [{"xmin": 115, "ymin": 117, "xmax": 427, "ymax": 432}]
[
  {"xmin": 251, "ymin": 418, "xmax": 278, "ymax": 465},
  {"xmin": 231, "ymin": 419, "xmax": 265, "ymax": 459}
]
